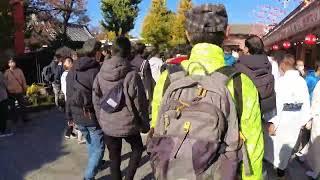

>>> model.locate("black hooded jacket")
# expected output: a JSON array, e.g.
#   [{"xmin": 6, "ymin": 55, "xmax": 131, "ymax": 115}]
[
  {"xmin": 235, "ymin": 55, "xmax": 277, "ymax": 120},
  {"xmin": 65, "ymin": 56, "xmax": 100, "ymax": 126},
  {"xmin": 49, "ymin": 60, "xmax": 64, "ymax": 84}
]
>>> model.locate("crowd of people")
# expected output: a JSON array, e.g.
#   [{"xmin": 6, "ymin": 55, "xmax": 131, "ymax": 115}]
[{"xmin": 1, "ymin": 3, "xmax": 320, "ymax": 180}]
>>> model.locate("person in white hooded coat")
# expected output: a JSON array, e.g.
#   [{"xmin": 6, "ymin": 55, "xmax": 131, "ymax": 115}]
[
  {"xmin": 264, "ymin": 54, "xmax": 311, "ymax": 176},
  {"xmin": 303, "ymin": 81, "xmax": 320, "ymax": 179}
]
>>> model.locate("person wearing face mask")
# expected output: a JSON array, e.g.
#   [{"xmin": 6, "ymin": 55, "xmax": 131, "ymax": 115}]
[
  {"xmin": 305, "ymin": 61, "xmax": 320, "ymax": 100},
  {"xmin": 264, "ymin": 54, "xmax": 311, "ymax": 178},
  {"xmin": 296, "ymin": 59, "xmax": 306, "ymax": 77},
  {"xmin": 223, "ymin": 46, "xmax": 236, "ymax": 66},
  {"xmin": 232, "ymin": 49, "xmax": 240, "ymax": 60},
  {"xmin": 267, "ymin": 51, "xmax": 280, "ymax": 83}
]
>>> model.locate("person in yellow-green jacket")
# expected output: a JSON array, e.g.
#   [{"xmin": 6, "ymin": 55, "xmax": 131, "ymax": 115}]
[{"xmin": 148, "ymin": 4, "xmax": 264, "ymax": 180}]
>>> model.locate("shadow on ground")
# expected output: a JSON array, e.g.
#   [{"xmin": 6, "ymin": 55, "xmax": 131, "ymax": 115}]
[
  {"xmin": 0, "ymin": 108, "xmax": 68, "ymax": 180},
  {"xmin": 97, "ymin": 151, "xmax": 154, "ymax": 180}
]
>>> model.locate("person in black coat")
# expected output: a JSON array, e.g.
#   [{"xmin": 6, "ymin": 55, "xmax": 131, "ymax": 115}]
[
  {"xmin": 130, "ymin": 42, "xmax": 155, "ymax": 113},
  {"xmin": 49, "ymin": 56, "xmax": 64, "ymax": 107},
  {"xmin": 65, "ymin": 39, "xmax": 105, "ymax": 180}
]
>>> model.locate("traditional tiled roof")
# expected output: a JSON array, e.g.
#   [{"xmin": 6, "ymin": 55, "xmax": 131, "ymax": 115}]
[
  {"xmin": 25, "ymin": 14, "xmax": 93, "ymax": 47},
  {"xmin": 66, "ymin": 24, "xmax": 93, "ymax": 42},
  {"xmin": 229, "ymin": 24, "xmax": 266, "ymax": 37}
]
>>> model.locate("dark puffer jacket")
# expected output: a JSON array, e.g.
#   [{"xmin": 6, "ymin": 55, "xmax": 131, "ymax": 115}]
[
  {"xmin": 93, "ymin": 56, "xmax": 150, "ymax": 137},
  {"xmin": 65, "ymin": 56, "xmax": 100, "ymax": 126},
  {"xmin": 235, "ymin": 54, "xmax": 276, "ymax": 121}
]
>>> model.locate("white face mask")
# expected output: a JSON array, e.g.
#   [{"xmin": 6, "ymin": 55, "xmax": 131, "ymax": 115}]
[
  {"xmin": 279, "ymin": 69, "xmax": 285, "ymax": 76},
  {"xmin": 279, "ymin": 64, "xmax": 285, "ymax": 76},
  {"xmin": 232, "ymin": 51, "xmax": 239, "ymax": 59},
  {"xmin": 296, "ymin": 65, "xmax": 304, "ymax": 72}
]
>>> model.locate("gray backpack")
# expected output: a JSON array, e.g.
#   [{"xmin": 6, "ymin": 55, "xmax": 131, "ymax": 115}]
[{"xmin": 148, "ymin": 65, "xmax": 250, "ymax": 180}]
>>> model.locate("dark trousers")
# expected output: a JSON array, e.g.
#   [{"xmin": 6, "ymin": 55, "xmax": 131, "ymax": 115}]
[
  {"xmin": 65, "ymin": 125, "xmax": 74, "ymax": 137},
  {"xmin": 105, "ymin": 134, "xmax": 144, "ymax": 180},
  {"xmin": 8, "ymin": 93, "xmax": 26, "ymax": 122},
  {"xmin": 0, "ymin": 99, "xmax": 8, "ymax": 133}
]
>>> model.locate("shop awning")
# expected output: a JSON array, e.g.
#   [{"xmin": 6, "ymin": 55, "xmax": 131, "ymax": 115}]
[{"xmin": 263, "ymin": 0, "xmax": 320, "ymax": 47}]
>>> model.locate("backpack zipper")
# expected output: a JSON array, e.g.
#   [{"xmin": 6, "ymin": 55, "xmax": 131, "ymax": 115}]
[{"xmin": 173, "ymin": 121, "xmax": 191, "ymax": 158}]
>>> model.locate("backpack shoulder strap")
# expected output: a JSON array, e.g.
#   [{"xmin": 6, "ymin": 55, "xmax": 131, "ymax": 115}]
[
  {"xmin": 94, "ymin": 75, "xmax": 103, "ymax": 97},
  {"xmin": 8, "ymin": 70, "xmax": 24, "ymax": 90},
  {"xmin": 74, "ymin": 73, "xmax": 91, "ymax": 92},
  {"xmin": 166, "ymin": 64, "xmax": 186, "ymax": 83},
  {"xmin": 215, "ymin": 66, "xmax": 238, "ymax": 81},
  {"xmin": 140, "ymin": 60, "xmax": 147, "ymax": 73},
  {"xmin": 215, "ymin": 66, "xmax": 243, "ymax": 120},
  {"xmin": 217, "ymin": 66, "xmax": 252, "ymax": 176}
]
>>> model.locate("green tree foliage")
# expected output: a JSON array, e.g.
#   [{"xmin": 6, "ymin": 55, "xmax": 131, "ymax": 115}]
[
  {"xmin": 101, "ymin": 0, "xmax": 141, "ymax": 36},
  {"xmin": 141, "ymin": 0, "xmax": 172, "ymax": 50},
  {"xmin": 170, "ymin": 0, "xmax": 192, "ymax": 46},
  {"xmin": 25, "ymin": 0, "xmax": 89, "ymax": 42}
]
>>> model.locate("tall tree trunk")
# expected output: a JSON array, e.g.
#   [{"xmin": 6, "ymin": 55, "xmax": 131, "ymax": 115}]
[
  {"xmin": 115, "ymin": 30, "xmax": 119, "ymax": 37},
  {"xmin": 63, "ymin": 16, "xmax": 70, "ymax": 42},
  {"xmin": 62, "ymin": 0, "xmax": 74, "ymax": 43},
  {"xmin": 120, "ymin": 30, "xmax": 126, "ymax": 37}
]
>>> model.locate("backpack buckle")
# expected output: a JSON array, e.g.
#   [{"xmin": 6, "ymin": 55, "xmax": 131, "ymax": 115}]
[
  {"xmin": 183, "ymin": 121, "xmax": 191, "ymax": 133},
  {"xmin": 197, "ymin": 87, "xmax": 207, "ymax": 98},
  {"xmin": 163, "ymin": 114, "xmax": 171, "ymax": 135},
  {"xmin": 176, "ymin": 100, "xmax": 190, "ymax": 113}
]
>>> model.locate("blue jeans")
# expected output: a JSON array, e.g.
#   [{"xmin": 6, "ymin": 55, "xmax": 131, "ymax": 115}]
[{"xmin": 78, "ymin": 125, "xmax": 105, "ymax": 180}]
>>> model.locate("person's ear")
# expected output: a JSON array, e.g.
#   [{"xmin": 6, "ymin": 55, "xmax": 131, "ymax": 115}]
[
  {"xmin": 243, "ymin": 46, "xmax": 249, "ymax": 55},
  {"xmin": 225, "ymin": 25, "xmax": 230, "ymax": 38},
  {"xmin": 185, "ymin": 31, "xmax": 191, "ymax": 43},
  {"xmin": 280, "ymin": 62, "xmax": 286, "ymax": 71}
]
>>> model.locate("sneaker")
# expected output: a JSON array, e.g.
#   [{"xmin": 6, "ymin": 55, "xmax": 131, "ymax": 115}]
[
  {"xmin": 70, "ymin": 134, "xmax": 77, "ymax": 139},
  {"xmin": 0, "ymin": 131, "xmax": 14, "ymax": 138},
  {"xmin": 78, "ymin": 140, "xmax": 86, "ymax": 144},
  {"xmin": 65, "ymin": 135, "xmax": 70, "ymax": 139},
  {"xmin": 277, "ymin": 168, "xmax": 285, "ymax": 177},
  {"xmin": 98, "ymin": 160, "xmax": 108, "ymax": 171}
]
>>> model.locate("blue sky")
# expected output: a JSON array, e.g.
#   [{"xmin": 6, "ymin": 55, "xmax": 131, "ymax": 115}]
[{"xmin": 87, "ymin": 0, "xmax": 301, "ymax": 37}]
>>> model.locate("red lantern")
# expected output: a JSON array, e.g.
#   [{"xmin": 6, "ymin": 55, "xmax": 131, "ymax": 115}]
[
  {"xmin": 283, "ymin": 41, "xmax": 291, "ymax": 49},
  {"xmin": 305, "ymin": 34, "xmax": 317, "ymax": 45},
  {"xmin": 272, "ymin": 45, "xmax": 279, "ymax": 51}
]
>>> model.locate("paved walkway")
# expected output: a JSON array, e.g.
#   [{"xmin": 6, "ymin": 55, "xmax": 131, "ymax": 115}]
[{"xmin": 0, "ymin": 109, "xmax": 312, "ymax": 180}]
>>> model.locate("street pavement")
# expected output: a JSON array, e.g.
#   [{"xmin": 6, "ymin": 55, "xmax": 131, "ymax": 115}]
[{"xmin": 0, "ymin": 109, "xmax": 313, "ymax": 180}]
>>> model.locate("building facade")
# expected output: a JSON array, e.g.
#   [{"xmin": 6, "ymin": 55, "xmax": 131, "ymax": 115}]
[
  {"xmin": 263, "ymin": 0, "xmax": 320, "ymax": 69},
  {"xmin": 223, "ymin": 24, "xmax": 266, "ymax": 50}
]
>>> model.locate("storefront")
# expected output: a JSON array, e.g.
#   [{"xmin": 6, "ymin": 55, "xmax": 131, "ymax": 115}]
[
  {"xmin": 263, "ymin": 0, "xmax": 320, "ymax": 69},
  {"xmin": 224, "ymin": 24, "xmax": 265, "ymax": 50}
]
